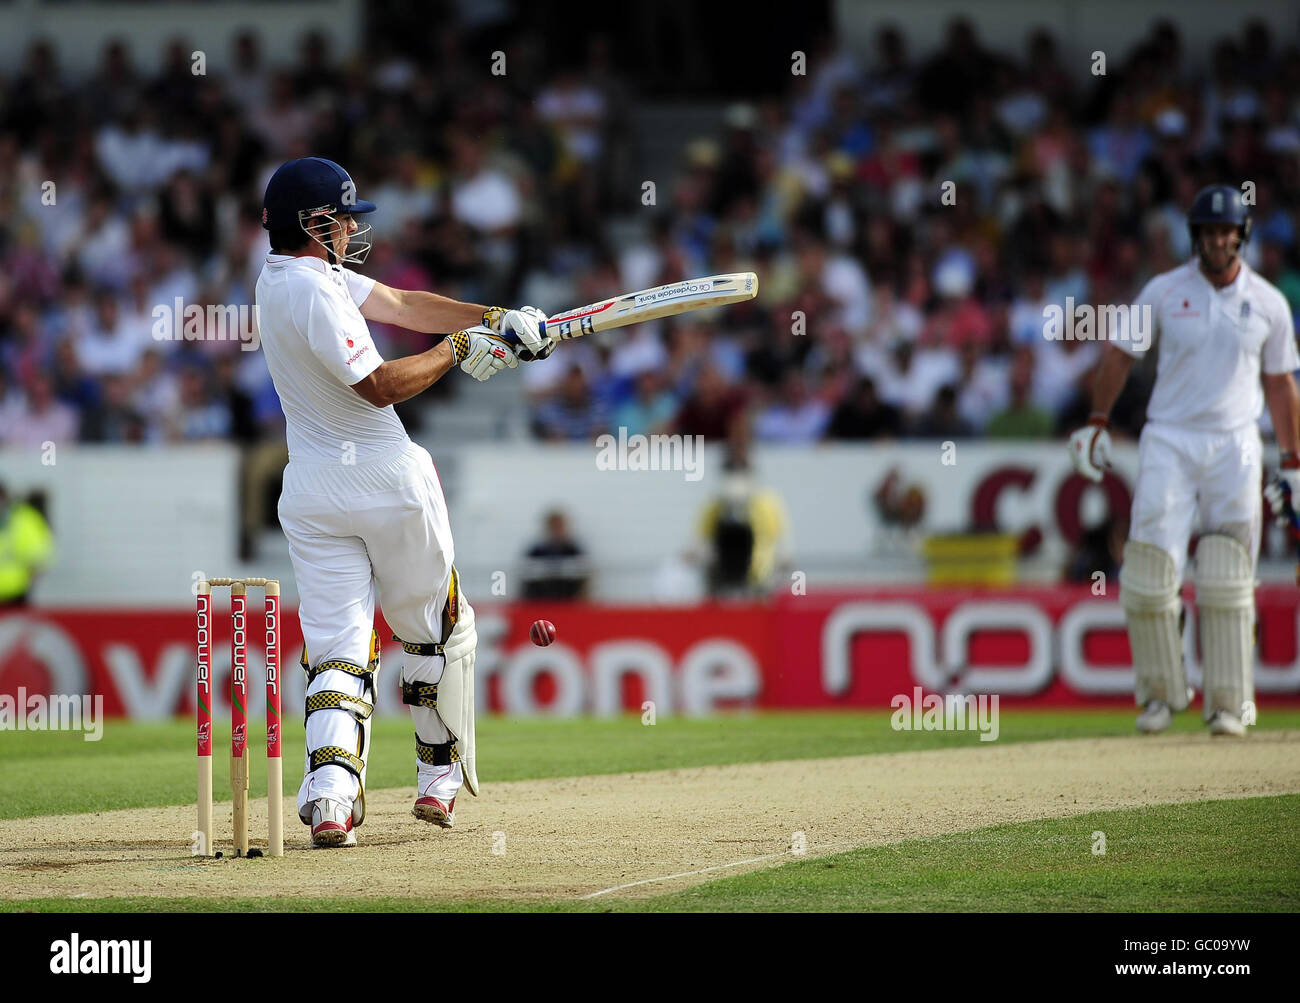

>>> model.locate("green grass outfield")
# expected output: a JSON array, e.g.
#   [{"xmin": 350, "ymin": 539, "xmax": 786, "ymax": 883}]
[{"xmin": 3, "ymin": 709, "xmax": 1298, "ymax": 912}]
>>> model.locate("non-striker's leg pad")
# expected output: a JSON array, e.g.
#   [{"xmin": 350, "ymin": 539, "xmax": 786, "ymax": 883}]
[
  {"xmin": 1194, "ymin": 534, "xmax": 1255, "ymax": 722},
  {"xmin": 1120, "ymin": 540, "xmax": 1189, "ymax": 711}
]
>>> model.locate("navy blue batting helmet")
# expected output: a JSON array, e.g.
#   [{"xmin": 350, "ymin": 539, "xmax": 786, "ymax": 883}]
[
  {"xmin": 262, "ymin": 158, "xmax": 376, "ymax": 263},
  {"xmin": 262, "ymin": 157, "xmax": 376, "ymax": 229},
  {"xmin": 1187, "ymin": 184, "xmax": 1251, "ymax": 246}
]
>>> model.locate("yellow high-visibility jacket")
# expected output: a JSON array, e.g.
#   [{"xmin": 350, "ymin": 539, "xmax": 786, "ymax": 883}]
[
  {"xmin": 697, "ymin": 490, "xmax": 788, "ymax": 587},
  {"xmin": 0, "ymin": 503, "xmax": 54, "ymax": 601}
]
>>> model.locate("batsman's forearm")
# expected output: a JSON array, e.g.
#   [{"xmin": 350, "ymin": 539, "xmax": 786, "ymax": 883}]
[
  {"xmin": 1090, "ymin": 346, "xmax": 1136, "ymax": 419},
  {"xmin": 1265, "ymin": 374, "xmax": 1300, "ymax": 454},
  {"xmin": 371, "ymin": 341, "xmax": 456, "ymax": 405},
  {"xmin": 399, "ymin": 290, "xmax": 489, "ymax": 334}
]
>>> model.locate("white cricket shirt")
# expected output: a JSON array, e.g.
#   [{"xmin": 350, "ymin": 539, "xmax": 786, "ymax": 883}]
[
  {"xmin": 256, "ymin": 254, "xmax": 408, "ymax": 462},
  {"xmin": 1118, "ymin": 259, "xmax": 1299, "ymax": 430}
]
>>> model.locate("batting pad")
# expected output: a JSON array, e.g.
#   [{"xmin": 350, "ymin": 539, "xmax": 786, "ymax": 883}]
[
  {"xmin": 1194, "ymin": 534, "xmax": 1256, "ymax": 721},
  {"xmin": 298, "ymin": 631, "xmax": 380, "ymax": 826},
  {"xmin": 1121, "ymin": 540, "xmax": 1189, "ymax": 710},
  {"xmin": 438, "ymin": 595, "xmax": 479, "ymax": 796}
]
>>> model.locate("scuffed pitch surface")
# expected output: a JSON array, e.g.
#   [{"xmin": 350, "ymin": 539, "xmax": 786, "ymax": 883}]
[{"xmin": 2, "ymin": 733, "xmax": 1298, "ymax": 903}]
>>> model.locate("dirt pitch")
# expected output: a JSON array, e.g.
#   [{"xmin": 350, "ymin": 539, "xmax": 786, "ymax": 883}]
[{"xmin": 2, "ymin": 733, "xmax": 1298, "ymax": 905}]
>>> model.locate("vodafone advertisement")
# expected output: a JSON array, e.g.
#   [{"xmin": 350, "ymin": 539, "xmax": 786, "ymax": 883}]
[{"xmin": 2, "ymin": 589, "xmax": 1300, "ymax": 719}]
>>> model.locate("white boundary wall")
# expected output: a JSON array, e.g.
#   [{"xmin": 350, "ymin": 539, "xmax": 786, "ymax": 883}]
[
  {"xmin": 7, "ymin": 439, "xmax": 1297, "ymax": 607},
  {"xmin": 2, "ymin": 445, "xmax": 240, "ymax": 605},
  {"xmin": 4, "ymin": 440, "xmax": 1169, "ymax": 606}
]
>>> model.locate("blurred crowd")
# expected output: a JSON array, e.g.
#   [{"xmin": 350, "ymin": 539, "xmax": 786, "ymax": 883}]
[{"xmin": 2, "ymin": 15, "xmax": 1300, "ymax": 451}]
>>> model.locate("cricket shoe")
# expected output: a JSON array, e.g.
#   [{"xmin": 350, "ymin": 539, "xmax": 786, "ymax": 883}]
[
  {"xmin": 310, "ymin": 798, "xmax": 357, "ymax": 847},
  {"xmin": 412, "ymin": 796, "xmax": 455, "ymax": 828},
  {"xmin": 1136, "ymin": 700, "xmax": 1172, "ymax": 734},
  {"xmin": 1207, "ymin": 711, "xmax": 1246, "ymax": 737}
]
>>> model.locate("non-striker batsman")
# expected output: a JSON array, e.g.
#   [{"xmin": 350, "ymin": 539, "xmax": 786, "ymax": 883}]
[{"xmin": 1068, "ymin": 184, "xmax": 1300, "ymax": 737}]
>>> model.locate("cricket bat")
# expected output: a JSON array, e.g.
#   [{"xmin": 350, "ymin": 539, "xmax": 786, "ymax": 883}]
[{"xmin": 502, "ymin": 272, "xmax": 758, "ymax": 359}]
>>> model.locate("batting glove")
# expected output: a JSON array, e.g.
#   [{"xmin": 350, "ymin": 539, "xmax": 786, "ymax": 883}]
[
  {"xmin": 1265, "ymin": 453, "xmax": 1300, "ymax": 531},
  {"xmin": 449, "ymin": 326, "xmax": 519, "ymax": 381},
  {"xmin": 494, "ymin": 305, "xmax": 554, "ymax": 361}
]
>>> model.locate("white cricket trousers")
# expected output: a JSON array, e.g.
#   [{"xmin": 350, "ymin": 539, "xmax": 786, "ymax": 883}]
[
  {"xmin": 1129, "ymin": 421, "xmax": 1263, "ymax": 577},
  {"xmin": 277, "ymin": 440, "xmax": 455, "ymax": 813}
]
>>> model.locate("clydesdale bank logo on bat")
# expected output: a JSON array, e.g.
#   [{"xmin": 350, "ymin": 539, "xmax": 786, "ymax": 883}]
[{"xmin": 635, "ymin": 280, "xmax": 714, "ymax": 307}]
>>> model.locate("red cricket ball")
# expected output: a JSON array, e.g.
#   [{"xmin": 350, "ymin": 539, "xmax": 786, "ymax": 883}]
[{"xmin": 529, "ymin": 619, "xmax": 557, "ymax": 646}]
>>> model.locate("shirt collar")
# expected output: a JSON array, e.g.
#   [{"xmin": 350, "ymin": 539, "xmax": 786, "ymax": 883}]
[{"xmin": 265, "ymin": 253, "xmax": 335, "ymax": 274}]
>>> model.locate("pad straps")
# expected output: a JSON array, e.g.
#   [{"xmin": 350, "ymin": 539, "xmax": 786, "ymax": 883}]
[{"xmin": 416, "ymin": 737, "xmax": 460, "ymax": 766}]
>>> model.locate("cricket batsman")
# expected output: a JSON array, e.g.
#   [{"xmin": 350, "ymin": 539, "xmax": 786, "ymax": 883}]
[
  {"xmin": 255, "ymin": 157, "xmax": 553, "ymax": 846},
  {"xmin": 1068, "ymin": 184, "xmax": 1299, "ymax": 736}
]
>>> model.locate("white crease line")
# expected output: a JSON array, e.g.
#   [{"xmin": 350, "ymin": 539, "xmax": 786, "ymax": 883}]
[
  {"xmin": 576, "ymin": 837, "xmax": 895, "ymax": 900},
  {"xmin": 578, "ymin": 852, "xmax": 790, "ymax": 900}
]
